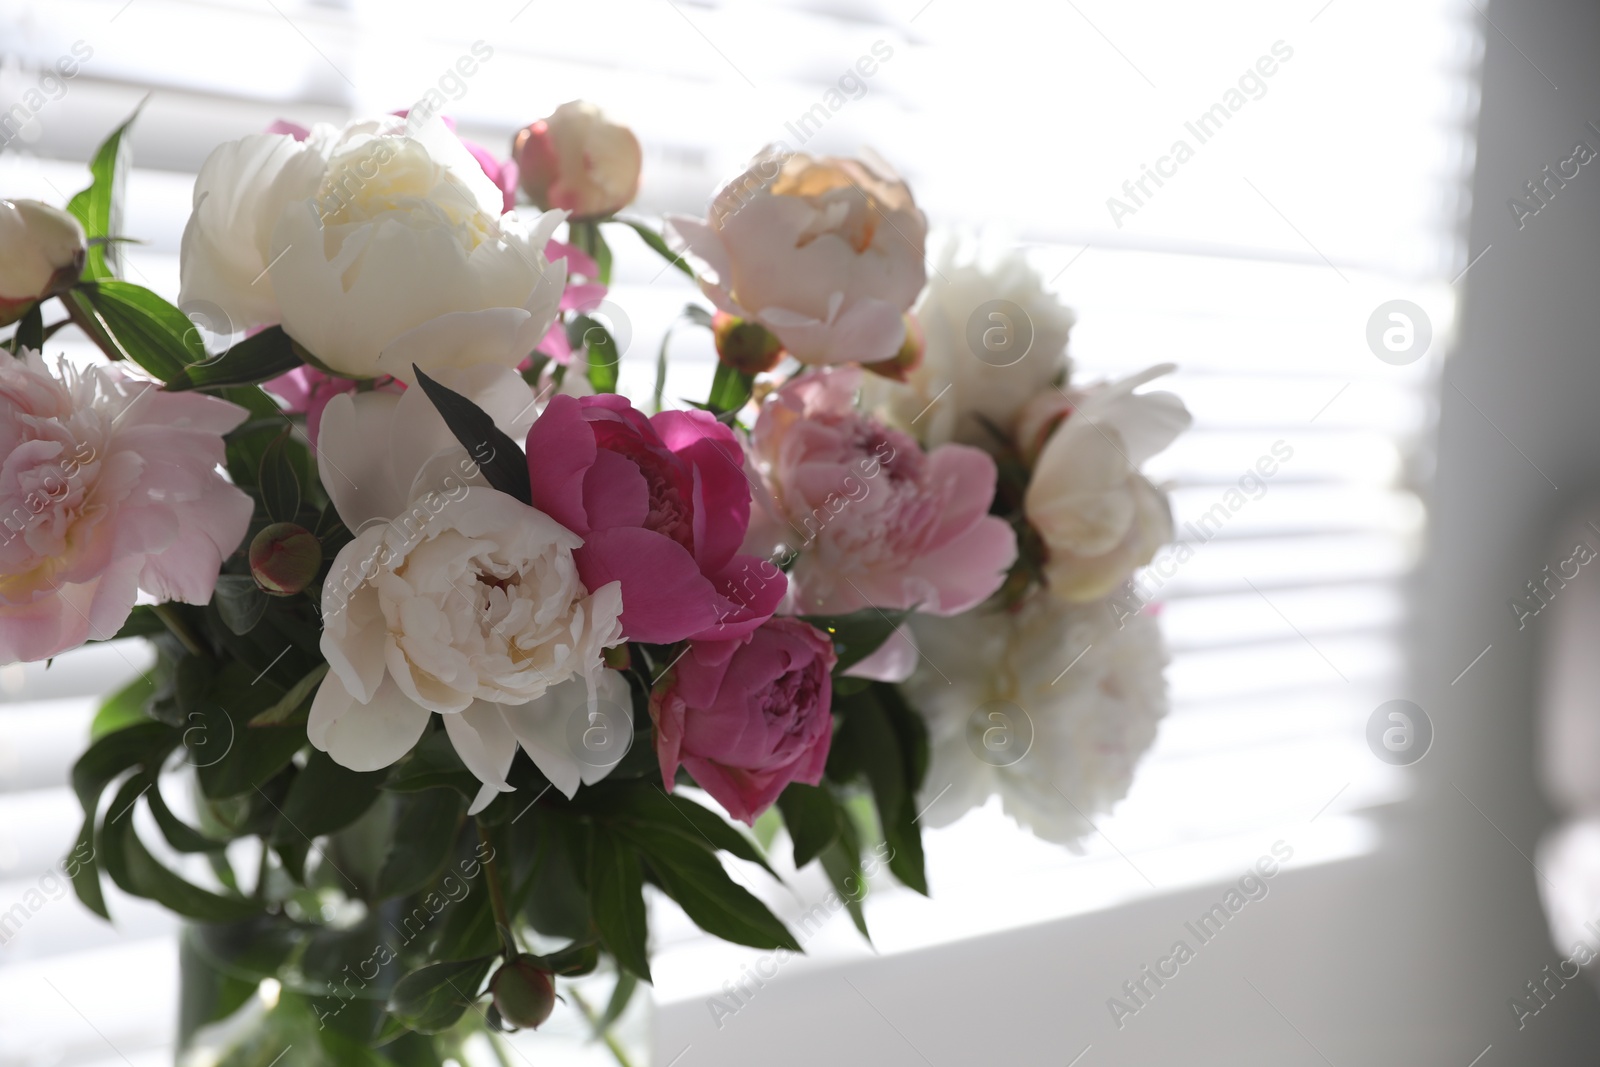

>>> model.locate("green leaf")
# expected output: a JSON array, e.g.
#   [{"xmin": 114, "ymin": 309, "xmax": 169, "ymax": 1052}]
[
  {"xmin": 388, "ymin": 956, "xmax": 494, "ymax": 1035},
  {"xmin": 569, "ymin": 315, "xmax": 620, "ymax": 394},
  {"xmin": 706, "ymin": 360, "xmax": 754, "ymax": 416},
  {"xmin": 514, "ymin": 807, "xmax": 591, "ymax": 940},
  {"xmin": 533, "ymin": 939, "xmax": 599, "ymax": 977},
  {"xmin": 100, "ymin": 775, "xmax": 262, "ymax": 921},
  {"xmin": 258, "ymin": 431, "xmax": 302, "ymax": 523},
  {"xmin": 597, "ymin": 970, "xmax": 638, "ymax": 1033},
  {"xmin": 776, "ymin": 783, "xmax": 840, "ymax": 868},
  {"xmin": 829, "ymin": 688, "xmax": 928, "ymax": 895},
  {"xmin": 70, "ymin": 719, "xmax": 178, "ymax": 915},
  {"xmin": 147, "ymin": 780, "xmax": 230, "ymax": 853},
  {"xmin": 652, "ymin": 304, "xmax": 715, "ymax": 414},
  {"xmin": 818, "ymin": 826, "xmax": 871, "ymax": 942},
  {"xmin": 588, "ymin": 827, "xmax": 651, "ymax": 982},
  {"xmin": 798, "ymin": 608, "xmax": 911, "ymax": 675},
  {"xmin": 384, "ymin": 729, "xmax": 481, "ymax": 800},
  {"xmin": 413, "ymin": 367, "xmax": 530, "ymax": 504},
  {"xmin": 616, "ymin": 219, "xmax": 694, "ymax": 278},
  {"xmin": 192, "ymin": 663, "xmax": 310, "ymax": 799},
  {"xmin": 273, "ymin": 750, "xmax": 387, "ymax": 844},
  {"xmin": 579, "ymin": 782, "xmax": 776, "ymax": 875},
  {"xmin": 212, "ymin": 574, "xmax": 270, "ymax": 635},
  {"xmin": 620, "ymin": 827, "xmax": 800, "ymax": 953},
  {"xmin": 166, "ymin": 326, "xmax": 304, "ymax": 391},
  {"xmin": 67, "ymin": 100, "xmax": 144, "ymax": 280},
  {"xmin": 249, "ymin": 662, "xmax": 328, "ymax": 727},
  {"xmin": 375, "ymin": 790, "xmax": 464, "ymax": 900},
  {"xmin": 92, "ymin": 671, "xmax": 157, "ymax": 741},
  {"xmin": 12, "ymin": 304, "xmax": 43, "ymax": 353},
  {"xmin": 70, "ymin": 281, "xmax": 205, "ymax": 381}
]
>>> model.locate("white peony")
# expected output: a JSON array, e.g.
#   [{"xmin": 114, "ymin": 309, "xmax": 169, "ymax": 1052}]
[
  {"xmin": 179, "ymin": 115, "xmax": 567, "ymax": 383},
  {"xmin": 861, "ymin": 244, "xmax": 1076, "ymax": 450},
  {"xmin": 1022, "ymin": 365, "xmax": 1190, "ymax": 603},
  {"xmin": 310, "ymin": 367, "xmax": 625, "ymax": 812},
  {"xmin": 903, "ymin": 595, "xmax": 1169, "ymax": 845}
]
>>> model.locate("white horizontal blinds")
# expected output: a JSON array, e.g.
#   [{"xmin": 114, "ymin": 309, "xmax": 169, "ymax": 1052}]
[{"xmin": 0, "ymin": 0, "xmax": 1478, "ymax": 1059}]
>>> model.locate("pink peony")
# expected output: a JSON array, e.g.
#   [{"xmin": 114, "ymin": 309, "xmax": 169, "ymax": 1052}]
[
  {"xmin": 650, "ymin": 617, "xmax": 836, "ymax": 824},
  {"xmin": 0, "ymin": 352, "xmax": 252, "ymax": 662},
  {"xmin": 525, "ymin": 393, "xmax": 784, "ymax": 644},
  {"xmin": 745, "ymin": 365, "xmax": 1016, "ymax": 616},
  {"xmin": 529, "ymin": 239, "xmax": 608, "ymax": 366}
]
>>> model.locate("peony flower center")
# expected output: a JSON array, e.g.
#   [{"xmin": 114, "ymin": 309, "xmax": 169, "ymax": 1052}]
[{"xmin": 314, "ymin": 138, "xmax": 495, "ymax": 252}]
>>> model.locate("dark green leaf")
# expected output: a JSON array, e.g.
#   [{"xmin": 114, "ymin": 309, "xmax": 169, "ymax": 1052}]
[
  {"xmin": 588, "ymin": 827, "xmax": 651, "ymax": 982},
  {"xmin": 258, "ymin": 431, "xmax": 302, "ymax": 523},
  {"xmin": 13, "ymin": 304, "xmax": 43, "ymax": 352},
  {"xmin": 818, "ymin": 829, "xmax": 871, "ymax": 941},
  {"xmin": 413, "ymin": 367, "xmax": 530, "ymax": 504},
  {"xmin": 533, "ymin": 939, "xmax": 599, "ymax": 977},
  {"xmin": 100, "ymin": 775, "xmax": 262, "ymax": 921},
  {"xmin": 213, "ymin": 574, "xmax": 270, "ymax": 635},
  {"xmin": 514, "ymin": 808, "xmax": 591, "ymax": 940},
  {"xmin": 776, "ymin": 783, "xmax": 839, "ymax": 868},
  {"xmin": 166, "ymin": 326, "xmax": 304, "ymax": 391},
  {"xmin": 147, "ymin": 780, "xmax": 230, "ymax": 853},
  {"xmin": 616, "ymin": 219, "xmax": 694, "ymax": 278},
  {"xmin": 67, "ymin": 100, "xmax": 144, "ymax": 279},
  {"xmin": 597, "ymin": 970, "xmax": 638, "ymax": 1033},
  {"xmin": 384, "ymin": 729, "xmax": 481, "ymax": 799},
  {"xmin": 249, "ymin": 662, "xmax": 328, "ymax": 727},
  {"xmin": 273, "ymin": 750, "xmax": 387, "ymax": 843},
  {"xmin": 829, "ymin": 688, "xmax": 928, "ymax": 895},
  {"xmin": 193, "ymin": 663, "xmax": 309, "ymax": 799},
  {"xmin": 620, "ymin": 827, "xmax": 800, "ymax": 953},
  {"xmin": 799, "ymin": 609, "xmax": 912, "ymax": 676},
  {"xmin": 388, "ymin": 956, "xmax": 494, "ymax": 1035},
  {"xmin": 375, "ymin": 790, "xmax": 464, "ymax": 900}
]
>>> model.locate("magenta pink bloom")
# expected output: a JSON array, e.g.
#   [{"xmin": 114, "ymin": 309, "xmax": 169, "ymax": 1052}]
[
  {"xmin": 529, "ymin": 240, "xmax": 608, "ymax": 366},
  {"xmin": 746, "ymin": 365, "xmax": 1016, "ymax": 616},
  {"xmin": 525, "ymin": 393, "xmax": 784, "ymax": 644},
  {"xmin": 650, "ymin": 618, "xmax": 836, "ymax": 824},
  {"xmin": 0, "ymin": 352, "xmax": 252, "ymax": 663}
]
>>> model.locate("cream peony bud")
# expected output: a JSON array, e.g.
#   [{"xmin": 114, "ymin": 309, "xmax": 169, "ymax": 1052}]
[
  {"xmin": 712, "ymin": 310, "xmax": 784, "ymax": 375},
  {"xmin": 0, "ymin": 200, "xmax": 86, "ymax": 325},
  {"xmin": 249, "ymin": 522, "xmax": 322, "ymax": 596},
  {"xmin": 1023, "ymin": 366, "xmax": 1190, "ymax": 602},
  {"xmin": 513, "ymin": 101, "xmax": 642, "ymax": 220}
]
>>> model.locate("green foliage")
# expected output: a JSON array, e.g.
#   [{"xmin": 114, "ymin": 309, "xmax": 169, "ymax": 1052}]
[{"xmin": 67, "ymin": 101, "xmax": 143, "ymax": 280}]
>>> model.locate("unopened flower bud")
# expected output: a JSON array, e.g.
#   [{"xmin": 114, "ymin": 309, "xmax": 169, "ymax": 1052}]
[
  {"xmin": 712, "ymin": 311, "xmax": 784, "ymax": 376},
  {"xmin": 513, "ymin": 101, "xmax": 642, "ymax": 220},
  {"xmin": 491, "ymin": 955, "xmax": 556, "ymax": 1031},
  {"xmin": 249, "ymin": 522, "xmax": 322, "ymax": 596},
  {"xmin": 863, "ymin": 314, "xmax": 924, "ymax": 383},
  {"xmin": 0, "ymin": 199, "xmax": 86, "ymax": 326}
]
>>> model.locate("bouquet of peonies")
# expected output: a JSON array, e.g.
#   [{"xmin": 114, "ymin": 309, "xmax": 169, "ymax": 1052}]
[{"xmin": 0, "ymin": 100, "xmax": 1188, "ymax": 1064}]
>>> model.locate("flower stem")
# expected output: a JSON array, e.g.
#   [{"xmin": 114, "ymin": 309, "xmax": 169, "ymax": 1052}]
[
  {"xmin": 570, "ymin": 988, "xmax": 637, "ymax": 1067},
  {"xmin": 476, "ymin": 821, "xmax": 518, "ymax": 960},
  {"xmin": 150, "ymin": 603, "xmax": 206, "ymax": 657}
]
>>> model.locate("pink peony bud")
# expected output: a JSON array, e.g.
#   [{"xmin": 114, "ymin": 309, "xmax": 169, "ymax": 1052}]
[
  {"xmin": 0, "ymin": 199, "xmax": 85, "ymax": 326},
  {"xmin": 491, "ymin": 956, "xmax": 556, "ymax": 1030},
  {"xmin": 249, "ymin": 522, "xmax": 322, "ymax": 597},
  {"xmin": 712, "ymin": 311, "xmax": 784, "ymax": 376},
  {"xmin": 512, "ymin": 101, "xmax": 642, "ymax": 221}
]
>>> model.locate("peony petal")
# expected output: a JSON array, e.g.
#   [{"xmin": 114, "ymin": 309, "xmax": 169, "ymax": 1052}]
[
  {"xmin": 444, "ymin": 701, "xmax": 519, "ymax": 813},
  {"xmin": 574, "ymin": 526, "xmax": 721, "ymax": 644},
  {"xmin": 318, "ymin": 391, "xmax": 407, "ymax": 531},
  {"xmin": 309, "ymin": 672, "xmax": 431, "ymax": 772},
  {"xmin": 581, "ymin": 448, "xmax": 649, "ymax": 530},
  {"xmin": 524, "ymin": 394, "xmax": 597, "ymax": 534}
]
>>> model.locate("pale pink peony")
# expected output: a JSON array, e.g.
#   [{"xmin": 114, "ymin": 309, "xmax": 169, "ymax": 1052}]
[
  {"xmin": 0, "ymin": 352, "xmax": 252, "ymax": 662},
  {"xmin": 745, "ymin": 365, "xmax": 1016, "ymax": 617},
  {"xmin": 668, "ymin": 150, "xmax": 927, "ymax": 366}
]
